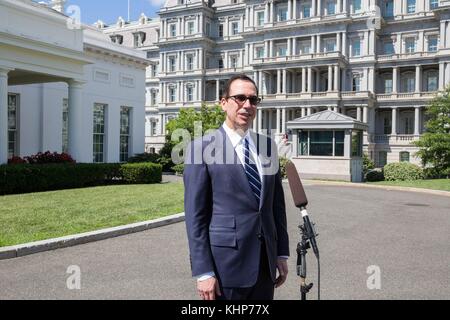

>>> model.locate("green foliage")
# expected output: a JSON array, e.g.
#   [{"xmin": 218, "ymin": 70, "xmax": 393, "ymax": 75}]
[
  {"xmin": 413, "ymin": 87, "xmax": 450, "ymax": 177},
  {"xmin": 362, "ymin": 153, "xmax": 375, "ymax": 176},
  {"xmin": 163, "ymin": 104, "xmax": 226, "ymax": 167},
  {"xmin": 172, "ymin": 164, "xmax": 185, "ymax": 176},
  {"xmin": 279, "ymin": 157, "xmax": 289, "ymax": 179},
  {"xmin": 120, "ymin": 163, "xmax": 162, "ymax": 184},
  {"xmin": 0, "ymin": 163, "xmax": 161, "ymax": 195},
  {"xmin": 366, "ymin": 169, "xmax": 385, "ymax": 182},
  {"xmin": 127, "ymin": 153, "xmax": 160, "ymax": 164},
  {"xmin": 383, "ymin": 162, "xmax": 424, "ymax": 181}
]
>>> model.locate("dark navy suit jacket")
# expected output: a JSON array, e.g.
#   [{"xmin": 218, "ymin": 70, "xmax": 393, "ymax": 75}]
[{"xmin": 184, "ymin": 126, "xmax": 289, "ymax": 288}]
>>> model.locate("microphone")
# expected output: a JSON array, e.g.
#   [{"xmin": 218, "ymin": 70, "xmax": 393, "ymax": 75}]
[{"xmin": 285, "ymin": 161, "xmax": 319, "ymax": 259}]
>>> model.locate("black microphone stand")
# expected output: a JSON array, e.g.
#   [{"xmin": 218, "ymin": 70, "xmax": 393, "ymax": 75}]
[{"xmin": 296, "ymin": 206, "xmax": 320, "ymax": 301}]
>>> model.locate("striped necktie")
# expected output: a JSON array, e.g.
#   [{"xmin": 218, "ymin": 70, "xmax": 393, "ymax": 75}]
[{"xmin": 243, "ymin": 138, "xmax": 262, "ymax": 203}]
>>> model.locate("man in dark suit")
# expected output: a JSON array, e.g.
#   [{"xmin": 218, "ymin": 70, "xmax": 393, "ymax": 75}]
[{"xmin": 184, "ymin": 74, "xmax": 290, "ymax": 300}]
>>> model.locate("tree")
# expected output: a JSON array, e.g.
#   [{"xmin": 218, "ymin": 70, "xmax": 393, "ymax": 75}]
[
  {"xmin": 159, "ymin": 104, "xmax": 226, "ymax": 170},
  {"xmin": 413, "ymin": 87, "xmax": 450, "ymax": 177}
]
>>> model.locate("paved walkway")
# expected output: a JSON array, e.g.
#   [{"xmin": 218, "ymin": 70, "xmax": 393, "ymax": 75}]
[{"xmin": 0, "ymin": 183, "xmax": 449, "ymax": 299}]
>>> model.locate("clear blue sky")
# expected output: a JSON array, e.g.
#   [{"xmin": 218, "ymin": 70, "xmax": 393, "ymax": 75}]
[{"xmin": 64, "ymin": 0, "xmax": 165, "ymax": 25}]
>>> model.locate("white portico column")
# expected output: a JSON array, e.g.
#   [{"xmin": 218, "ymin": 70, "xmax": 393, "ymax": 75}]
[
  {"xmin": 282, "ymin": 107, "xmax": 287, "ymax": 134},
  {"xmin": 414, "ymin": 106, "xmax": 421, "ymax": 136},
  {"xmin": 67, "ymin": 80, "xmax": 85, "ymax": 163},
  {"xmin": 276, "ymin": 108, "xmax": 281, "ymax": 134},
  {"xmin": 391, "ymin": 107, "xmax": 398, "ymax": 135},
  {"xmin": 0, "ymin": 68, "xmax": 11, "ymax": 164},
  {"xmin": 328, "ymin": 65, "xmax": 333, "ymax": 92}
]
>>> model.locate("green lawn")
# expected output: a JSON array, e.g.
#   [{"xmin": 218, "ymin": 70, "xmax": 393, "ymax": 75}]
[
  {"xmin": 0, "ymin": 183, "xmax": 184, "ymax": 247},
  {"xmin": 368, "ymin": 179, "xmax": 450, "ymax": 192}
]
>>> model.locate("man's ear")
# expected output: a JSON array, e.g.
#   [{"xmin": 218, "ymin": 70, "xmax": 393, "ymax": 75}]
[{"xmin": 220, "ymin": 98, "xmax": 227, "ymax": 112}]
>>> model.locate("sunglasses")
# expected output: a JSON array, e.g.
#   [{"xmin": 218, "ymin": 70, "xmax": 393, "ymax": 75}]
[{"xmin": 228, "ymin": 95, "xmax": 262, "ymax": 106}]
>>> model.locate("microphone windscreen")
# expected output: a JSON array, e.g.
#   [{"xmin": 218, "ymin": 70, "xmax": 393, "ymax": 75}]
[{"xmin": 285, "ymin": 161, "xmax": 308, "ymax": 208}]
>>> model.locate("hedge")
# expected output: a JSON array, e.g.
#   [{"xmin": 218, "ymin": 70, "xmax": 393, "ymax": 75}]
[
  {"xmin": 0, "ymin": 162, "xmax": 162, "ymax": 195},
  {"xmin": 383, "ymin": 162, "xmax": 424, "ymax": 181},
  {"xmin": 366, "ymin": 169, "xmax": 385, "ymax": 182}
]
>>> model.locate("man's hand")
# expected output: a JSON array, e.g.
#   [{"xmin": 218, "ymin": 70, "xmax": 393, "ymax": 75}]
[
  {"xmin": 275, "ymin": 258, "xmax": 289, "ymax": 288},
  {"xmin": 197, "ymin": 277, "xmax": 222, "ymax": 300}
]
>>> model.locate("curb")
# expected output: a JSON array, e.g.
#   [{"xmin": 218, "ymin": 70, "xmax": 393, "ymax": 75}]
[
  {"xmin": 287, "ymin": 179, "xmax": 450, "ymax": 197},
  {"xmin": 0, "ymin": 213, "xmax": 185, "ymax": 261}
]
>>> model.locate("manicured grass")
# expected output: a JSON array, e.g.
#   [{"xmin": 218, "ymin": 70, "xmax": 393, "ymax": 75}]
[
  {"xmin": 0, "ymin": 183, "xmax": 184, "ymax": 247},
  {"xmin": 368, "ymin": 179, "xmax": 450, "ymax": 192}
]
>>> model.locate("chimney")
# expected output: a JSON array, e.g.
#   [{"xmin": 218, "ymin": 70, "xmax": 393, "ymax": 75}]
[{"xmin": 50, "ymin": 0, "xmax": 66, "ymax": 13}]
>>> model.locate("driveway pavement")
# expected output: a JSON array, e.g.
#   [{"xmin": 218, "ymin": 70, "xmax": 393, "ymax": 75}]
[{"xmin": 0, "ymin": 183, "xmax": 449, "ymax": 300}]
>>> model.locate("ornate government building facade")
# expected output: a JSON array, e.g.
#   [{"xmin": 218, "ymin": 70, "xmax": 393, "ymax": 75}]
[{"xmin": 99, "ymin": 0, "xmax": 450, "ymax": 167}]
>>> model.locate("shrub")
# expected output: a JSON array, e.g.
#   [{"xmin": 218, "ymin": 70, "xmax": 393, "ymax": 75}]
[
  {"xmin": 279, "ymin": 157, "xmax": 289, "ymax": 179},
  {"xmin": 8, "ymin": 151, "xmax": 75, "ymax": 165},
  {"xmin": 120, "ymin": 162, "xmax": 162, "ymax": 184},
  {"xmin": 127, "ymin": 153, "xmax": 160, "ymax": 164},
  {"xmin": 172, "ymin": 164, "xmax": 185, "ymax": 176},
  {"xmin": 363, "ymin": 153, "xmax": 375, "ymax": 176},
  {"xmin": 366, "ymin": 169, "xmax": 385, "ymax": 182},
  {"xmin": 383, "ymin": 162, "xmax": 424, "ymax": 181}
]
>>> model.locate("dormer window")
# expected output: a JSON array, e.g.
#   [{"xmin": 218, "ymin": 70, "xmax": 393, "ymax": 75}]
[
  {"xmin": 110, "ymin": 34, "xmax": 124, "ymax": 45},
  {"xmin": 133, "ymin": 31, "xmax": 146, "ymax": 47},
  {"xmin": 179, "ymin": 0, "xmax": 185, "ymax": 4}
]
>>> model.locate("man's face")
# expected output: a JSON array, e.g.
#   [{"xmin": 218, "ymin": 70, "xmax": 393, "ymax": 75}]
[{"xmin": 221, "ymin": 79, "xmax": 258, "ymax": 132}]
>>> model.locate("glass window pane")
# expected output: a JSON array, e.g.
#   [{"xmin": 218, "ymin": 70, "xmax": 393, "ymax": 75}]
[
  {"xmin": 334, "ymin": 131, "xmax": 345, "ymax": 156},
  {"xmin": 310, "ymin": 131, "xmax": 333, "ymax": 156}
]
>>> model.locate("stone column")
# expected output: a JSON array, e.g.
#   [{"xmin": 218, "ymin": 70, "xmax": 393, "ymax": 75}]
[
  {"xmin": 317, "ymin": 0, "xmax": 321, "ymax": 16},
  {"xmin": 292, "ymin": 37, "xmax": 297, "ymax": 55},
  {"xmin": 416, "ymin": 65, "xmax": 422, "ymax": 93},
  {"xmin": 312, "ymin": 0, "xmax": 316, "ymax": 16},
  {"xmin": 302, "ymin": 67, "xmax": 307, "ymax": 92},
  {"xmin": 391, "ymin": 107, "xmax": 398, "ymax": 135},
  {"xmin": 0, "ymin": 68, "xmax": 11, "ymax": 164},
  {"xmin": 414, "ymin": 106, "xmax": 421, "ymax": 136},
  {"xmin": 276, "ymin": 108, "xmax": 281, "ymax": 134},
  {"xmin": 439, "ymin": 62, "xmax": 445, "ymax": 90},
  {"xmin": 307, "ymin": 67, "xmax": 312, "ymax": 93},
  {"xmin": 328, "ymin": 65, "xmax": 333, "ymax": 92},
  {"xmin": 277, "ymin": 69, "xmax": 282, "ymax": 93},
  {"xmin": 282, "ymin": 69, "xmax": 287, "ymax": 93},
  {"xmin": 301, "ymin": 107, "xmax": 306, "ymax": 117},
  {"xmin": 342, "ymin": 32, "xmax": 347, "ymax": 56},
  {"xmin": 67, "ymin": 80, "xmax": 85, "ymax": 163},
  {"xmin": 357, "ymin": 106, "xmax": 362, "ymax": 121},
  {"xmin": 363, "ymin": 106, "xmax": 368, "ymax": 123},
  {"xmin": 282, "ymin": 108, "xmax": 287, "ymax": 133},
  {"xmin": 317, "ymin": 34, "xmax": 321, "ymax": 53},
  {"xmin": 337, "ymin": 32, "xmax": 341, "ymax": 52},
  {"xmin": 334, "ymin": 65, "xmax": 340, "ymax": 91},
  {"xmin": 393, "ymin": 66, "xmax": 398, "ymax": 93},
  {"xmin": 293, "ymin": 0, "xmax": 297, "ymax": 19},
  {"xmin": 307, "ymin": 107, "xmax": 312, "ymax": 116}
]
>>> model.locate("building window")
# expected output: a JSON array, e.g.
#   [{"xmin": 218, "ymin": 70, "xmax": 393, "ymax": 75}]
[
  {"xmin": 325, "ymin": 39, "xmax": 336, "ymax": 52},
  {"xmin": 351, "ymin": 131, "xmax": 362, "ymax": 157},
  {"xmin": 257, "ymin": 11, "xmax": 265, "ymax": 26},
  {"xmin": 400, "ymin": 151, "xmax": 410, "ymax": 162},
  {"xmin": 277, "ymin": 45, "xmax": 287, "ymax": 56},
  {"xmin": 152, "ymin": 65, "xmax": 158, "ymax": 77},
  {"xmin": 300, "ymin": 41, "xmax": 311, "ymax": 54},
  {"xmin": 278, "ymin": 7, "xmax": 288, "ymax": 21},
  {"xmin": 383, "ymin": 117, "xmax": 392, "ymax": 134},
  {"xmin": 303, "ymin": 4, "xmax": 311, "ymax": 18},
  {"xmin": 8, "ymin": 94, "xmax": 19, "ymax": 159},
  {"xmin": 219, "ymin": 24, "xmax": 224, "ymax": 37},
  {"xmin": 384, "ymin": 78, "xmax": 393, "ymax": 93},
  {"xmin": 326, "ymin": 1, "xmax": 336, "ymax": 15},
  {"xmin": 378, "ymin": 151, "xmax": 387, "ymax": 167},
  {"xmin": 428, "ymin": 36, "xmax": 438, "ymax": 52},
  {"xmin": 93, "ymin": 103, "xmax": 106, "ymax": 163},
  {"xmin": 352, "ymin": 0, "xmax": 362, "ymax": 13},
  {"xmin": 187, "ymin": 21, "xmax": 194, "ymax": 35},
  {"xmin": 430, "ymin": 0, "xmax": 439, "ymax": 9},
  {"xmin": 170, "ymin": 24, "xmax": 177, "ymax": 37},
  {"xmin": 120, "ymin": 107, "xmax": 131, "ymax": 162},
  {"xmin": 187, "ymin": 86, "xmax": 194, "ymax": 101},
  {"xmin": 352, "ymin": 39, "xmax": 361, "ymax": 56},
  {"xmin": 169, "ymin": 87, "xmax": 176, "ymax": 102},
  {"xmin": 352, "ymin": 75, "xmax": 361, "ymax": 91},
  {"xmin": 405, "ymin": 38, "xmax": 416, "ymax": 53},
  {"xmin": 230, "ymin": 56, "xmax": 237, "ymax": 68},
  {"xmin": 427, "ymin": 71, "xmax": 438, "ymax": 91},
  {"xmin": 62, "ymin": 99, "xmax": 68, "ymax": 153},
  {"xmin": 218, "ymin": 58, "xmax": 224, "ymax": 69},
  {"xmin": 206, "ymin": 22, "xmax": 211, "ymax": 36},
  {"xmin": 151, "ymin": 120, "xmax": 157, "ymax": 136},
  {"xmin": 255, "ymin": 47, "xmax": 265, "ymax": 58},
  {"xmin": 187, "ymin": 55, "xmax": 194, "ymax": 70},
  {"xmin": 231, "ymin": 22, "xmax": 239, "ymax": 35},
  {"xmin": 407, "ymin": 0, "xmax": 416, "ymax": 13},
  {"xmin": 110, "ymin": 35, "xmax": 123, "ymax": 44},
  {"xmin": 384, "ymin": 0, "xmax": 394, "ymax": 17},
  {"xmin": 310, "ymin": 131, "xmax": 333, "ymax": 156},
  {"xmin": 404, "ymin": 116, "xmax": 414, "ymax": 134},
  {"xmin": 335, "ymin": 131, "xmax": 345, "ymax": 157},
  {"xmin": 384, "ymin": 41, "xmax": 395, "ymax": 54},
  {"xmin": 169, "ymin": 56, "xmax": 176, "ymax": 72},
  {"xmin": 151, "ymin": 91, "xmax": 157, "ymax": 105},
  {"xmin": 133, "ymin": 32, "xmax": 146, "ymax": 47},
  {"xmin": 401, "ymin": 73, "xmax": 415, "ymax": 92},
  {"xmin": 298, "ymin": 131, "xmax": 308, "ymax": 155}
]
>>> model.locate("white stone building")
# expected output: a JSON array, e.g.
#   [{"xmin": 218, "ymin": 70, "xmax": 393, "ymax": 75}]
[
  {"xmin": 100, "ymin": 0, "xmax": 450, "ymax": 167},
  {"xmin": 0, "ymin": 0, "xmax": 150, "ymax": 164}
]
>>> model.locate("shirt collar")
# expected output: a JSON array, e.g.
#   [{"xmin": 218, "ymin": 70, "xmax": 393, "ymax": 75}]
[{"xmin": 222, "ymin": 122, "xmax": 255, "ymax": 149}]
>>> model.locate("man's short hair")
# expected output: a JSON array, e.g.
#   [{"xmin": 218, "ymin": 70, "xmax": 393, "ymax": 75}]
[{"xmin": 222, "ymin": 74, "xmax": 259, "ymax": 99}]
